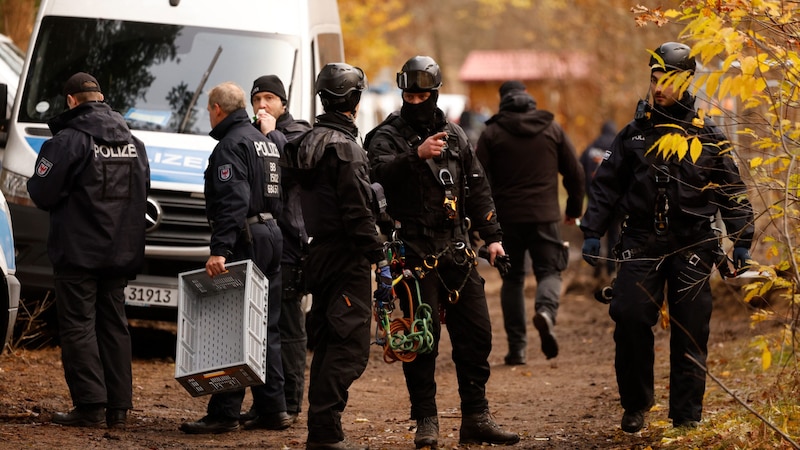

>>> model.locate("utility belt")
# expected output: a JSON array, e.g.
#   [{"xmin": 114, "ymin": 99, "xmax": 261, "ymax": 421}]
[
  {"xmin": 397, "ymin": 222, "xmax": 465, "ymax": 242},
  {"xmin": 242, "ymin": 212, "xmax": 275, "ymax": 244},
  {"xmin": 247, "ymin": 212, "xmax": 275, "ymax": 224},
  {"xmin": 618, "ymin": 245, "xmax": 704, "ymax": 267}
]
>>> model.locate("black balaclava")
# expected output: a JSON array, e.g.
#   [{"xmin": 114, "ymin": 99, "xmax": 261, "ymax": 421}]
[{"xmin": 401, "ymin": 90, "xmax": 439, "ymax": 132}]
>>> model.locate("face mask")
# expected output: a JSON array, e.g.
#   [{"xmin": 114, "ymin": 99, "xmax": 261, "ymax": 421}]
[{"xmin": 401, "ymin": 90, "xmax": 439, "ymax": 130}]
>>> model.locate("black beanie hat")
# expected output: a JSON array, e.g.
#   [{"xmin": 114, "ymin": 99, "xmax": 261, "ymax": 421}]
[
  {"xmin": 499, "ymin": 80, "xmax": 526, "ymax": 98},
  {"xmin": 250, "ymin": 75, "xmax": 287, "ymax": 104}
]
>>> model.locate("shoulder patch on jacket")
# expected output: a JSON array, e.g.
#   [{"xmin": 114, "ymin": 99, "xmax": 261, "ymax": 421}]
[
  {"xmin": 218, "ymin": 164, "xmax": 232, "ymax": 181},
  {"xmin": 36, "ymin": 158, "xmax": 53, "ymax": 177}
]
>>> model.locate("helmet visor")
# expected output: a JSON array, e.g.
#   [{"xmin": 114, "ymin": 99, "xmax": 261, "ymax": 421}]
[{"xmin": 397, "ymin": 70, "xmax": 439, "ymax": 91}]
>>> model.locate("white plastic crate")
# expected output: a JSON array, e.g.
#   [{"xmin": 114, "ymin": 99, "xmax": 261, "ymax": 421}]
[{"xmin": 174, "ymin": 259, "xmax": 269, "ymax": 397}]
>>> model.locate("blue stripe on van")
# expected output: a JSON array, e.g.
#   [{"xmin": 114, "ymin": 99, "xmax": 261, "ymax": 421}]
[{"xmin": 25, "ymin": 136, "xmax": 208, "ymax": 185}]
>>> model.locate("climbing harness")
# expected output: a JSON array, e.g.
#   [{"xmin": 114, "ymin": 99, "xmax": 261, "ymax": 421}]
[
  {"xmin": 372, "ymin": 236, "xmax": 434, "ymax": 363},
  {"xmin": 372, "ymin": 232, "xmax": 479, "ymax": 363}
]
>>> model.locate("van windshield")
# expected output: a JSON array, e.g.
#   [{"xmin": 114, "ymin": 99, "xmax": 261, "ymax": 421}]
[{"xmin": 19, "ymin": 16, "xmax": 299, "ymax": 135}]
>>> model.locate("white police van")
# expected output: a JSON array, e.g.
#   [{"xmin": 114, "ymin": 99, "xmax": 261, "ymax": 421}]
[
  {"xmin": 0, "ymin": 33, "xmax": 23, "ymax": 121},
  {"xmin": 0, "ymin": 0, "xmax": 343, "ymax": 321},
  {"xmin": 0, "ymin": 189, "xmax": 19, "ymax": 353},
  {"xmin": 0, "ymin": 33, "xmax": 23, "ymax": 352}
]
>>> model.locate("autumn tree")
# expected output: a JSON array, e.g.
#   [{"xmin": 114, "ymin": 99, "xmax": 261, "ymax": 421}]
[
  {"xmin": 339, "ymin": 0, "xmax": 683, "ymax": 147},
  {"xmin": 636, "ymin": 2, "xmax": 800, "ymax": 447},
  {"xmin": 337, "ymin": 0, "xmax": 411, "ymax": 85},
  {"xmin": 0, "ymin": 0, "xmax": 37, "ymax": 50}
]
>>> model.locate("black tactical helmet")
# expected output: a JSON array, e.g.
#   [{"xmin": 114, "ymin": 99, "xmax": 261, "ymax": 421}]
[
  {"xmin": 315, "ymin": 63, "xmax": 366, "ymax": 97},
  {"xmin": 649, "ymin": 42, "xmax": 696, "ymax": 74},
  {"xmin": 397, "ymin": 55, "xmax": 442, "ymax": 92},
  {"xmin": 315, "ymin": 63, "xmax": 366, "ymax": 113}
]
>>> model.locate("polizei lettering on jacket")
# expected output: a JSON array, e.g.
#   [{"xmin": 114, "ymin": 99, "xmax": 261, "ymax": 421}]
[
  {"xmin": 94, "ymin": 143, "xmax": 138, "ymax": 158},
  {"xmin": 255, "ymin": 140, "xmax": 281, "ymax": 198}
]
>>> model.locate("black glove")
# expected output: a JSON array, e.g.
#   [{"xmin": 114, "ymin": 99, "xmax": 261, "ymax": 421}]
[
  {"xmin": 374, "ymin": 264, "xmax": 393, "ymax": 305},
  {"xmin": 478, "ymin": 246, "xmax": 511, "ymax": 277},
  {"xmin": 582, "ymin": 238, "xmax": 601, "ymax": 266},
  {"xmin": 732, "ymin": 247, "xmax": 751, "ymax": 271}
]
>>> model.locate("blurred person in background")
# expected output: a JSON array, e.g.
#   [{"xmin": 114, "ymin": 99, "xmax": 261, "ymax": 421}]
[
  {"xmin": 476, "ymin": 80, "xmax": 584, "ymax": 365},
  {"xmin": 580, "ymin": 120, "xmax": 620, "ymax": 279}
]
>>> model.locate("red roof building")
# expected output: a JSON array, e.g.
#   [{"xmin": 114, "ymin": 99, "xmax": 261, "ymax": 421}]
[{"xmin": 458, "ymin": 49, "xmax": 598, "ymax": 146}]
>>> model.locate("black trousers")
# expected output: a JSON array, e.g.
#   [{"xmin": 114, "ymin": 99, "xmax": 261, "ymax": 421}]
[
  {"xmin": 400, "ymin": 246, "xmax": 492, "ymax": 420},
  {"xmin": 609, "ymin": 231, "xmax": 715, "ymax": 422},
  {"xmin": 304, "ymin": 239, "xmax": 371, "ymax": 443},
  {"xmin": 499, "ymin": 221, "xmax": 568, "ymax": 352},
  {"xmin": 207, "ymin": 219, "xmax": 285, "ymax": 419},
  {"xmin": 54, "ymin": 268, "xmax": 132, "ymax": 410},
  {"xmin": 278, "ymin": 263, "xmax": 307, "ymax": 414}
]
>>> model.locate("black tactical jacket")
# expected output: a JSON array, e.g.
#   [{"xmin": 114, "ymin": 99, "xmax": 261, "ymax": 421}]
[
  {"xmin": 581, "ymin": 97, "xmax": 754, "ymax": 249},
  {"xmin": 28, "ymin": 101, "xmax": 150, "ymax": 276}
]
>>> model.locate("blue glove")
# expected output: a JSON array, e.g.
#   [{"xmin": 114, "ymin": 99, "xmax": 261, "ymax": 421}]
[
  {"xmin": 732, "ymin": 247, "xmax": 751, "ymax": 270},
  {"xmin": 374, "ymin": 264, "xmax": 393, "ymax": 305},
  {"xmin": 582, "ymin": 238, "xmax": 601, "ymax": 266}
]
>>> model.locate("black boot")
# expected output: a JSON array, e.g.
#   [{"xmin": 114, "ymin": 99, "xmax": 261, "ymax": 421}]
[
  {"xmin": 533, "ymin": 311, "xmax": 559, "ymax": 359},
  {"xmin": 503, "ymin": 348, "xmax": 527, "ymax": 366},
  {"xmin": 239, "ymin": 405, "xmax": 257, "ymax": 423},
  {"xmin": 621, "ymin": 409, "xmax": 646, "ymax": 433},
  {"xmin": 179, "ymin": 415, "xmax": 239, "ymax": 434},
  {"xmin": 414, "ymin": 416, "xmax": 439, "ymax": 449},
  {"xmin": 305, "ymin": 439, "xmax": 369, "ymax": 450},
  {"xmin": 51, "ymin": 405, "xmax": 104, "ymax": 428},
  {"xmin": 105, "ymin": 408, "xmax": 128, "ymax": 429},
  {"xmin": 243, "ymin": 411, "xmax": 293, "ymax": 430},
  {"xmin": 459, "ymin": 410, "xmax": 519, "ymax": 445}
]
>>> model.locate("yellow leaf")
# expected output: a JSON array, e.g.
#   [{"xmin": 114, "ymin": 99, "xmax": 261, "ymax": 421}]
[
  {"xmin": 660, "ymin": 302, "xmax": 669, "ymax": 329},
  {"xmin": 750, "ymin": 156, "xmax": 763, "ymax": 168},
  {"xmin": 706, "ymin": 71, "xmax": 721, "ymax": 98},
  {"xmin": 676, "ymin": 135, "xmax": 689, "ymax": 160},
  {"xmin": 743, "ymin": 286, "xmax": 760, "ymax": 304},
  {"xmin": 762, "ymin": 346, "xmax": 772, "ymax": 371},
  {"xmin": 689, "ymin": 137, "xmax": 703, "ymax": 162},
  {"xmin": 765, "ymin": 244, "xmax": 778, "ymax": 259}
]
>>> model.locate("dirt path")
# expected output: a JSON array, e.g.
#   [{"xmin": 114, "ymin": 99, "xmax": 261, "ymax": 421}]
[{"xmin": 0, "ymin": 261, "xmax": 754, "ymax": 449}]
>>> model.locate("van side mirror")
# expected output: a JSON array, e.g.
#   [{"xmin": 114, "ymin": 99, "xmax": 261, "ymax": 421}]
[{"xmin": 0, "ymin": 83, "xmax": 7, "ymax": 147}]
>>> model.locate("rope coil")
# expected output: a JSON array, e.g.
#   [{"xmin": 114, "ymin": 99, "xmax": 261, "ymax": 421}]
[{"xmin": 373, "ymin": 238, "xmax": 478, "ymax": 363}]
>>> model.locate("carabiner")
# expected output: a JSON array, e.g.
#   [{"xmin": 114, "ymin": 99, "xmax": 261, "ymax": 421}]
[
  {"xmin": 465, "ymin": 247, "xmax": 476, "ymax": 259},
  {"xmin": 448, "ymin": 289, "xmax": 460, "ymax": 304},
  {"xmin": 424, "ymin": 255, "xmax": 438, "ymax": 270}
]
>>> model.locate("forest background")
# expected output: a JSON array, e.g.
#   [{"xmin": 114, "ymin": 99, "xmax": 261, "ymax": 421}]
[{"xmin": 0, "ymin": 0, "xmax": 684, "ymax": 151}]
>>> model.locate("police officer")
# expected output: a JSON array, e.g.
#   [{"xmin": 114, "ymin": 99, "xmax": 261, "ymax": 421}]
[
  {"xmin": 240, "ymin": 74, "xmax": 312, "ymax": 426},
  {"xmin": 28, "ymin": 72, "xmax": 149, "ymax": 429},
  {"xmin": 366, "ymin": 56, "xmax": 519, "ymax": 448},
  {"xmin": 285, "ymin": 63, "xmax": 384, "ymax": 450},
  {"xmin": 180, "ymin": 82, "xmax": 291, "ymax": 434},
  {"xmin": 581, "ymin": 42, "xmax": 755, "ymax": 433},
  {"xmin": 580, "ymin": 120, "xmax": 621, "ymax": 278}
]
